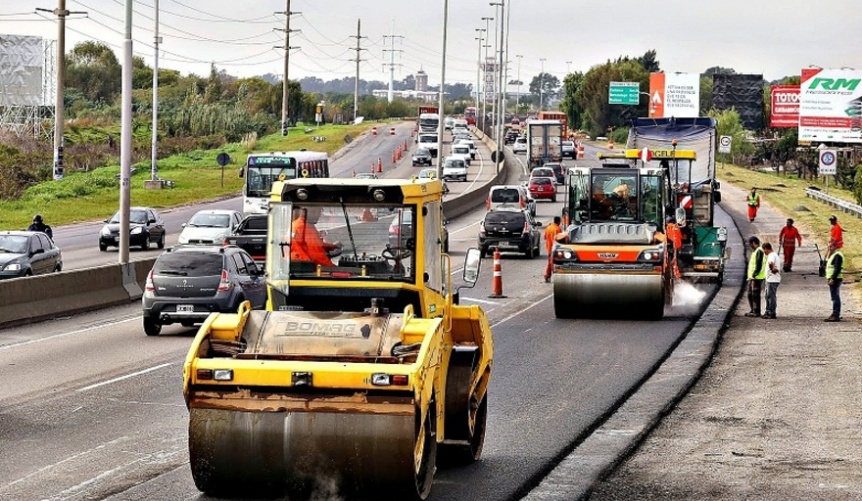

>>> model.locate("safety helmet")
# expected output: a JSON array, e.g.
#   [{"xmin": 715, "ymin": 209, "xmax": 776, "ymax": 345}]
[{"xmin": 33, "ymin": 214, "xmax": 43, "ymax": 224}]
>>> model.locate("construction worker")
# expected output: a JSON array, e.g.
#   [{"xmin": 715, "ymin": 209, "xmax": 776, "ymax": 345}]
[
  {"xmin": 826, "ymin": 214, "xmax": 843, "ymax": 258},
  {"xmin": 824, "ymin": 240, "xmax": 845, "ymax": 322},
  {"xmin": 745, "ymin": 236, "xmax": 767, "ymax": 317},
  {"xmin": 543, "ymin": 216, "xmax": 563, "ymax": 283},
  {"xmin": 665, "ymin": 216, "xmax": 683, "ymax": 279},
  {"xmin": 747, "ymin": 187, "xmax": 761, "ymax": 222},
  {"xmin": 290, "ymin": 207, "xmax": 341, "ymax": 268},
  {"xmin": 778, "ymin": 218, "xmax": 802, "ymax": 272}
]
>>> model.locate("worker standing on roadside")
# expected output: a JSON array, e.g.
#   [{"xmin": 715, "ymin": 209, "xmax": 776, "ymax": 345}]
[
  {"xmin": 543, "ymin": 216, "xmax": 563, "ymax": 283},
  {"xmin": 824, "ymin": 241, "xmax": 845, "ymax": 322},
  {"xmin": 747, "ymin": 187, "xmax": 761, "ymax": 222},
  {"xmin": 826, "ymin": 214, "xmax": 843, "ymax": 258},
  {"xmin": 762, "ymin": 242, "xmax": 780, "ymax": 319},
  {"xmin": 778, "ymin": 218, "xmax": 802, "ymax": 272},
  {"xmin": 745, "ymin": 236, "xmax": 767, "ymax": 318}
]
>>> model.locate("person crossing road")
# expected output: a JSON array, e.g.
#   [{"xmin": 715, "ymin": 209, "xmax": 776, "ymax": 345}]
[{"xmin": 778, "ymin": 218, "xmax": 802, "ymax": 272}]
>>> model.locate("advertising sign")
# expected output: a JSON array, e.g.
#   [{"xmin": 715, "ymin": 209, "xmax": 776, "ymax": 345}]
[
  {"xmin": 648, "ymin": 72, "xmax": 700, "ymax": 118},
  {"xmin": 799, "ymin": 68, "xmax": 862, "ymax": 143},
  {"xmin": 770, "ymin": 85, "xmax": 800, "ymax": 128},
  {"xmin": 484, "ymin": 57, "xmax": 497, "ymax": 101}
]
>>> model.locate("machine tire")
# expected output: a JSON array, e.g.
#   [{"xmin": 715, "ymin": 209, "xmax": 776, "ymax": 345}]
[
  {"xmin": 553, "ymin": 281, "xmax": 577, "ymax": 319},
  {"xmin": 143, "ymin": 317, "xmax": 161, "ymax": 336},
  {"xmin": 439, "ymin": 348, "xmax": 487, "ymax": 467},
  {"xmin": 411, "ymin": 402, "xmax": 437, "ymax": 500}
]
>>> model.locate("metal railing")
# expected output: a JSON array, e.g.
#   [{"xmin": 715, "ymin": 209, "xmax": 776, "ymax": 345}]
[{"xmin": 805, "ymin": 188, "xmax": 862, "ymax": 219}]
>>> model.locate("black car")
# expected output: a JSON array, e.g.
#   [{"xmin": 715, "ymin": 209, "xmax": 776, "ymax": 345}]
[
  {"xmin": 142, "ymin": 245, "xmax": 267, "ymax": 336},
  {"xmin": 99, "ymin": 207, "xmax": 166, "ymax": 251},
  {"xmin": 0, "ymin": 231, "xmax": 63, "ymax": 279},
  {"xmin": 478, "ymin": 209, "xmax": 542, "ymax": 259},
  {"xmin": 504, "ymin": 129, "xmax": 520, "ymax": 144},
  {"xmin": 412, "ymin": 147, "xmax": 433, "ymax": 166}
]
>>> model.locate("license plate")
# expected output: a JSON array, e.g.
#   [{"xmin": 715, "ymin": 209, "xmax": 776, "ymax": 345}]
[{"xmin": 177, "ymin": 305, "xmax": 194, "ymax": 313}]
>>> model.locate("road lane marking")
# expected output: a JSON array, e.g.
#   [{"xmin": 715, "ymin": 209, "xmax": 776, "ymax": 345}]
[
  {"xmin": 460, "ymin": 297, "xmax": 500, "ymax": 305},
  {"xmin": 491, "ymin": 293, "xmax": 553, "ymax": 327},
  {"xmin": 4, "ymin": 436, "xmax": 131, "ymax": 489},
  {"xmin": 77, "ymin": 363, "xmax": 172, "ymax": 393},
  {"xmin": 0, "ymin": 316, "xmax": 139, "ymax": 351},
  {"xmin": 463, "ymin": 150, "xmax": 485, "ymax": 193}
]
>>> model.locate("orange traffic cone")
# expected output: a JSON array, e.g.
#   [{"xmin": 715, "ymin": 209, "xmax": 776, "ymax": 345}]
[
  {"xmin": 608, "ymin": 139, "xmax": 614, "ymax": 150},
  {"xmin": 371, "ymin": 163, "xmax": 375, "ymax": 174},
  {"xmin": 397, "ymin": 149, "xmax": 402, "ymax": 160},
  {"xmin": 377, "ymin": 157, "xmax": 383, "ymax": 173},
  {"xmin": 402, "ymin": 140, "xmax": 408, "ymax": 152},
  {"xmin": 488, "ymin": 248, "xmax": 507, "ymax": 298},
  {"xmin": 392, "ymin": 150, "xmax": 397, "ymax": 164}
]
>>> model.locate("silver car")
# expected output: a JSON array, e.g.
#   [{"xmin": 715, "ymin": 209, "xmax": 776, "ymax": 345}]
[{"xmin": 178, "ymin": 209, "xmax": 243, "ymax": 245}]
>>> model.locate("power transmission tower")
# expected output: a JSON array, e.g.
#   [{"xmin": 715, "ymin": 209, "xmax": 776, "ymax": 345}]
[
  {"xmin": 349, "ymin": 19, "xmax": 367, "ymax": 121},
  {"xmin": 36, "ymin": 0, "xmax": 85, "ymax": 180},
  {"xmin": 382, "ymin": 26, "xmax": 404, "ymax": 103},
  {"xmin": 275, "ymin": 0, "xmax": 300, "ymax": 136}
]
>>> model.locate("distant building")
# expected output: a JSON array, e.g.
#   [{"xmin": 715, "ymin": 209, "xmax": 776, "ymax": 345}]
[
  {"xmin": 371, "ymin": 89, "xmax": 439, "ymax": 102},
  {"xmin": 415, "ymin": 69, "xmax": 428, "ymax": 92}
]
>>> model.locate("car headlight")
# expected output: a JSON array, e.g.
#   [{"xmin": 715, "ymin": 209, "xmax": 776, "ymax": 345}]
[
  {"xmin": 131, "ymin": 226, "xmax": 143, "ymax": 235},
  {"xmin": 101, "ymin": 227, "xmax": 111, "ymax": 236},
  {"xmin": 5, "ymin": 262, "xmax": 22, "ymax": 271}
]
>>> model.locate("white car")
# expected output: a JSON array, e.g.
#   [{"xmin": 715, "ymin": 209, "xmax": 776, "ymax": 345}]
[
  {"xmin": 444, "ymin": 116, "xmax": 455, "ymax": 130},
  {"xmin": 442, "ymin": 157, "xmax": 468, "ymax": 182},
  {"xmin": 178, "ymin": 209, "xmax": 243, "ymax": 245},
  {"xmin": 513, "ymin": 136, "xmax": 527, "ymax": 154},
  {"xmin": 562, "ymin": 140, "xmax": 575, "ymax": 158},
  {"xmin": 451, "ymin": 144, "xmax": 472, "ymax": 165},
  {"xmin": 456, "ymin": 139, "xmax": 477, "ymax": 159}
]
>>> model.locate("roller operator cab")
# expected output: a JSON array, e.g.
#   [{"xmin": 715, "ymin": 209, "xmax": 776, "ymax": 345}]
[
  {"xmin": 182, "ymin": 177, "xmax": 494, "ymax": 500},
  {"xmin": 552, "ymin": 148, "xmax": 727, "ymax": 320}
]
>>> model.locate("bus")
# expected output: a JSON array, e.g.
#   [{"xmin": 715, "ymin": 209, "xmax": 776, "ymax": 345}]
[
  {"xmin": 239, "ymin": 151, "xmax": 329, "ymax": 214},
  {"xmin": 464, "ymin": 106, "xmax": 477, "ymax": 126}
]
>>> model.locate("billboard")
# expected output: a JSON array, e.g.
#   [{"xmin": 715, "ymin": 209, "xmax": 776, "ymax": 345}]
[
  {"xmin": 0, "ymin": 35, "xmax": 45, "ymax": 106},
  {"xmin": 648, "ymin": 72, "xmax": 700, "ymax": 118},
  {"xmin": 712, "ymin": 74, "xmax": 764, "ymax": 130},
  {"xmin": 799, "ymin": 68, "xmax": 862, "ymax": 143},
  {"xmin": 770, "ymin": 85, "xmax": 800, "ymax": 128},
  {"xmin": 483, "ymin": 57, "xmax": 497, "ymax": 101}
]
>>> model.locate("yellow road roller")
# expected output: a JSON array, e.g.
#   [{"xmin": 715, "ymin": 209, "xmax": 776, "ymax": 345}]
[{"xmin": 182, "ymin": 177, "xmax": 493, "ymax": 499}]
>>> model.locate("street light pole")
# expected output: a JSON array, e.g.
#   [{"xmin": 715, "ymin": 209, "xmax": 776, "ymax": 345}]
[
  {"xmin": 489, "ymin": 3, "xmax": 501, "ymax": 135},
  {"xmin": 481, "ymin": 16, "xmax": 493, "ymax": 132},
  {"xmin": 436, "ymin": 0, "xmax": 449, "ymax": 179},
  {"xmin": 566, "ymin": 60, "xmax": 572, "ymax": 74},
  {"xmin": 119, "ymin": 0, "xmax": 133, "ymax": 264},
  {"xmin": 539, "ymin": 57, "xmax": 546, "ymax": 111},
  {"xmin": 474, "ymin": 28, "xmax": 484, "ymax": 116},
  {"xmin": 515, "ymin": 54, "xmax": 522, "ymax": 115}
]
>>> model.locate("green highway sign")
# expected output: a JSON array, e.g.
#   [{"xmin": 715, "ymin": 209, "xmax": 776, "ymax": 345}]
[{"xmin": 609, "ymin": 81, "xmax": 640, "ymax": 105}]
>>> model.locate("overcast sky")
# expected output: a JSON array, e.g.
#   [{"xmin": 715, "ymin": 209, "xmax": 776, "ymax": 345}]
[{"xmin": 3, "ymin": 0, "xmax": 862, "ymax": 87}]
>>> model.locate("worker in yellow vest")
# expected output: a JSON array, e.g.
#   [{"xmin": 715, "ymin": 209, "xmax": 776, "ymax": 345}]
[
  {"xmin": 745, "ymin": 236, "xmax": 767, "ymax": 317},
  {"xmin": 824, "ymin": 241, "xmax": 845, "ymax": 322},
  {"xmin": 747, "ymin": 187, "xmax": 761, "ymax": 222}
]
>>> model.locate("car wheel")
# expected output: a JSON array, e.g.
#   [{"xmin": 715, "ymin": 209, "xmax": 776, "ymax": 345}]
[
  {"xmin": 53, "ymin": 263, "xmax": 62, "ymax": 273},
  {"xmin": 141, "ymin": 234, "xmax": 150, "ymax": 251},
  {"xmin": 553, "ymin": 194, "xmax": 558, "ymax": 203},
  {"xmin": 99, "ymin": 242, "xmax": 107, "ymax": 252},
  {"xmin": 143, "ymin": 317, "xmax": 161, "ymax": 336},
  {"xmin": 479, "ymin": 246, "xmax": 487, "ymax": 259},
  {"xmin": 157, "ymin": 232, "xmax": 165, "ymax": 249}
]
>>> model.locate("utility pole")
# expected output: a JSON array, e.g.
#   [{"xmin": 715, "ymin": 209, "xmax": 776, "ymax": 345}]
[
  {"xmin": 151, "ymin": 0, "xmax": 160, "ymax": 181},
  {"xmin": 493, "ymin": 0, "xmax": 505, "ymax": 169},
  {"xmin": 349, "ymin": 19, "xmax": 367, "ymax": 121},
  {"xmin": 504, "ymin": 0, "xmax": 511, "ymax": 120},
  {"xmin": 515, "ymin": 54, "xmax": 523, "ymax": 115},
  {"xmin": 36, "ymin": 0, "xmax": 84, "ymax": 180},
  {"xmin": 539, "ymin": 57, "xmax": 546, "ymax": 111},
  {"xmin": 474, "ymin": 28, "xmax": 484, "ymax": 115},
  {"xmin": 120, "ymin": 0, "xmax": 132, "ymax": 264},
  {"xmin": 566, "ymin": 60, "xmax": 572, "ymax": 74},
  {"xmin": 275, "ymin": 0, "xmax": 299, "ymax": 136},
  {"xmin": 481, "ymin": 16, "xmax": 493, "ymax": 132},
  {"xmin": 382, "ymin": 23, "xmax": 404, "ymax": 104},
  {"xmin": 489, "ymin": 3, "xmax": 501, "ymax": 135},
  {"xmin": 436, "ymin": 0, "xmax": 449, "ymax": 179}
]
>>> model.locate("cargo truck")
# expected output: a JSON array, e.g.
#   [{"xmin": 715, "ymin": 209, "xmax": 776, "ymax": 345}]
[{"xmin": 526, "ymin": 119, "xmax": 564, "ymax": 168}]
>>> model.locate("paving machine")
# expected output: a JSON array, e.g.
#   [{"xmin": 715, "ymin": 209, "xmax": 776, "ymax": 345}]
[
  {"xmin": 182, "ymin": 178, "xmax": 493, "ymax": 499},
  {"xmin": 552, "ymin": 147, "xmax": 728, "ymax": 319}
]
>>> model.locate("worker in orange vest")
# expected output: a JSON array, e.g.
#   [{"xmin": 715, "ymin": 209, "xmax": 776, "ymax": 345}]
[
  {"xmin": 290, "ymin": 207, "xmax": 341, "ymax": 267},
  {"xmin": 543, "ymin": 216, "xmax": 563, "ymax": 283}
]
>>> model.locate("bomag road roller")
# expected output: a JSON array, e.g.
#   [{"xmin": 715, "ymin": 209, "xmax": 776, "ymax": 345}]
[
  {"xmin": 182, "ymin": 177, "xmax": 493, "ymax": 500},
  {"xmin": 552, "ymin": 147, "xmax": 727, "ymax": 319}
]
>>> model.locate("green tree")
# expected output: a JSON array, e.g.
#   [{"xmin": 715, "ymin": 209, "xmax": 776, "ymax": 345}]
[
  {"xmin": 560, "ymin": 72, "xmax": 585, "ymax": 132},
  {"xmin": 529, "ymin": 72, "xmax": 560, "ymax": 102},
  {"xmin": 578, "ymin": 59, "xmax": 649, "ymax": 136},
  {"xmin": 708, "ymin": 108, "xmax": 753, "ymax": 158},
  {"xmin": 131, "ymin": 56, "xmax": 153, "ymax": 89},
  {"xmin": 637, "ymin": 49, "xmax": 661, "ymax": 73},
  {"xmin": 65, "ymin": 41, "xmax": 122, "ymax": 104}
]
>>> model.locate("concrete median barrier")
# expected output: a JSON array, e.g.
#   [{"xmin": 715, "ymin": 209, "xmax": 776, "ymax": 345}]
[{"xmin": 0, "ymin": 257, "xmax": 156, "ymax": 329}]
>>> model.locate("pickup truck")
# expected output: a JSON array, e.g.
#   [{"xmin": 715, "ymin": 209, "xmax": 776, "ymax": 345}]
[{"xmin": 224, "ymin": 214, "xmax": 267, "ymax": 265}]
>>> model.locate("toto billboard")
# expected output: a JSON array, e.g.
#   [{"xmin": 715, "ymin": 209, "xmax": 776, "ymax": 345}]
[{"xmin": 770, "ymin": 85, "xmax": 800, "ymax": 128}]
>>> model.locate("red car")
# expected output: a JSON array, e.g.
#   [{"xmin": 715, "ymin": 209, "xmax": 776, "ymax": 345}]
[{"xmin": 528, "ymin": 177, "xmax": 557, "ymax": 202}]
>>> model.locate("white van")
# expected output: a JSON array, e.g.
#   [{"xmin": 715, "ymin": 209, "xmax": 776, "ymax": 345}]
[{"xmin": 486, "ymin": 185, "xmax": 536, "ymax": 217}]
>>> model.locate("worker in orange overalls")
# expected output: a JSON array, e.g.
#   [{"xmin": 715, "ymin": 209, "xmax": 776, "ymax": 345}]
[
  {"xmin": 290, "ymin": 207, "xmax": 341, "ymax": 267},
  {"xmin": 665, "ymin": 217, "xmax": 684, "ymax": 279},
  {"xmin": 543, "ymin": 216, "xmax": 563, "ymax": 283},
  {"xmin": 747, "ymin": 187, "xmax": 761, "ymax": 222},
  {"xmin": 778, "ymin": 218, "xmax": 802, "ymax": 272}
]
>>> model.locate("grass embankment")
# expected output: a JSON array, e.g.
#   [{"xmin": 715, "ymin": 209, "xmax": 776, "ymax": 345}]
[
  {"xmin": 0, "ymin": 123, "xmax": 374, "ymax": 229},
  {"xmin": 718, "ymin": 163, "xmax": 861, "ymax": 297}
]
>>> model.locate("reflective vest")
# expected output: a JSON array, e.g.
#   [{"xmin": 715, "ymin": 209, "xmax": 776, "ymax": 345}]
[
  {"xmin": 747, "ymin": 193, "xmax": 759, "ymax": 207},
  {"xmin": 826, "ymin": 250, "xmax": 844, "ymax": 280},
  {"xmin": 748, "ymin": 246, "xmax": 767, "ymax": 280}
]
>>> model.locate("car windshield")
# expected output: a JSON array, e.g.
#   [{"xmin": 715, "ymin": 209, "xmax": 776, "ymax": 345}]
[
  {"xmin": 0, "ymin": 235, "xmax": 28, "ymax": 254},
  {"xmin": 154, "ymin": 251, "xmax": 223, "ymax": 277},
  {"xmin": 110, "ymin": 210, "xmax": 148, "ymax": 224},
  {"xmin": 188, "ymin": 213, "xmax": 231, "ymax": 228},
  {"xmin": 444, "ymin": 159, "xmax": 465, "ymax": 168},
  {"xmin": 268, "ymin": 202, "xmax": 417, "ymax": 283},
  {"xmin": 589, "ymin": 172, "xmax": 640, "ymax": 222}
]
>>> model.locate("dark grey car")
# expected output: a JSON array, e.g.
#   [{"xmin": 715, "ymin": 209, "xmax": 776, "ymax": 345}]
[
  {"xmin": 478, "ymin": 209, "xmax": 542, "ymax": 259},
  {"xmin": 0, "ymin": 231, "xmax": 63, "ymax": 279},
  {"xmin": 142, "ymin": 245, "xmax": 267, "ymax": 336}
]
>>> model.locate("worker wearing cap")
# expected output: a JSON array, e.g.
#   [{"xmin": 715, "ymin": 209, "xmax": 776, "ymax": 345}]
[
  {"xmin": 745, "ymin": 236, "xmax": 767, "ymax": 317},
  {"xmin": 778, "ymin": 218, "xmax": 802, "ymax": 272},
  {"xmin": 827, "ymin": 215, "xmax": 843, "ymax": 258},
  {"xmin": 747, "ymin": 187, "xmax": 761, "ymax": 222}
]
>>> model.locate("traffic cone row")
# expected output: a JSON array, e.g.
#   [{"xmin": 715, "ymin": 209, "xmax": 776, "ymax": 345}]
[
  {"xmin": 402, "ymin": 140, "xmax": 408, "ymax": 152},
  {"xmin": 377, "ymin": 157, "xmax": 383, "ymax": 173},
  {"xmin": 488, "ymin": 248, "xmax": 507, "ymax": 298}
]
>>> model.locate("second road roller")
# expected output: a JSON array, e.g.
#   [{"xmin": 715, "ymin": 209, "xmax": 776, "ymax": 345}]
[
  {"xmin": 182, "ymin": 177, "xmax": 493, "ymax": 499},
  {"xmin": 552, "ymin": 146, "xmax": 728, "ymax": 319}
]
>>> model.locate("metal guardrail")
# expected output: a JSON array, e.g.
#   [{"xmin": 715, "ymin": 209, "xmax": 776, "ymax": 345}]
[{"xmin": 805, "ymin": 188, "xmax": 862, "ymax": 219}]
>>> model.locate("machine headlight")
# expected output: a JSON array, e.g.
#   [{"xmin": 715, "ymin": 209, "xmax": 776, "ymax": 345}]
[
  {"xmin": 213, "ymin": 369, "xmax": 233, "ymax": 381},
  {"xmin": 131, "ymin": 226, "xmax": 143, "ymax": 235},
  {"xmin": 4, "ymin": 262, "xmax": 22, "ymax": 271},
  {"xmin": 101, "ymin": 227, "xmax": 112, "ymax": 236},
  {"xmin": 553, "ymin": 249, "xmax": 576, "ymax": 262},
  {"xmin": 637, "ymin": 249, "xmax": 663, "ymax": 262}
]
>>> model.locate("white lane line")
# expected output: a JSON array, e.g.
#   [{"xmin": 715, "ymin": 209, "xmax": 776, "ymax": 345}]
[
  {"xmin": 460, "ymin": 297, "xmax": 500, "ymax": 305},
  {"xmin": 77, "ymin": 363, "xmax": 172, "ymax": 393},
  {"xmin": 4, "ymin": 436, "xmax": 130, "ymax": 488},
  {"xmin": 491, "ymin": 293, "xmax": 553, "ymax": 328},
  {"xmin": 463, "ymin": 150, "xmax": 485, "ymax": 193},
  {"xmin": 451, "ymin": 220, "xmax": 481, "ymax": 234},
  {"xmin": 0, "ymin": 316, "xmax": 139, "ymax": 352}
]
